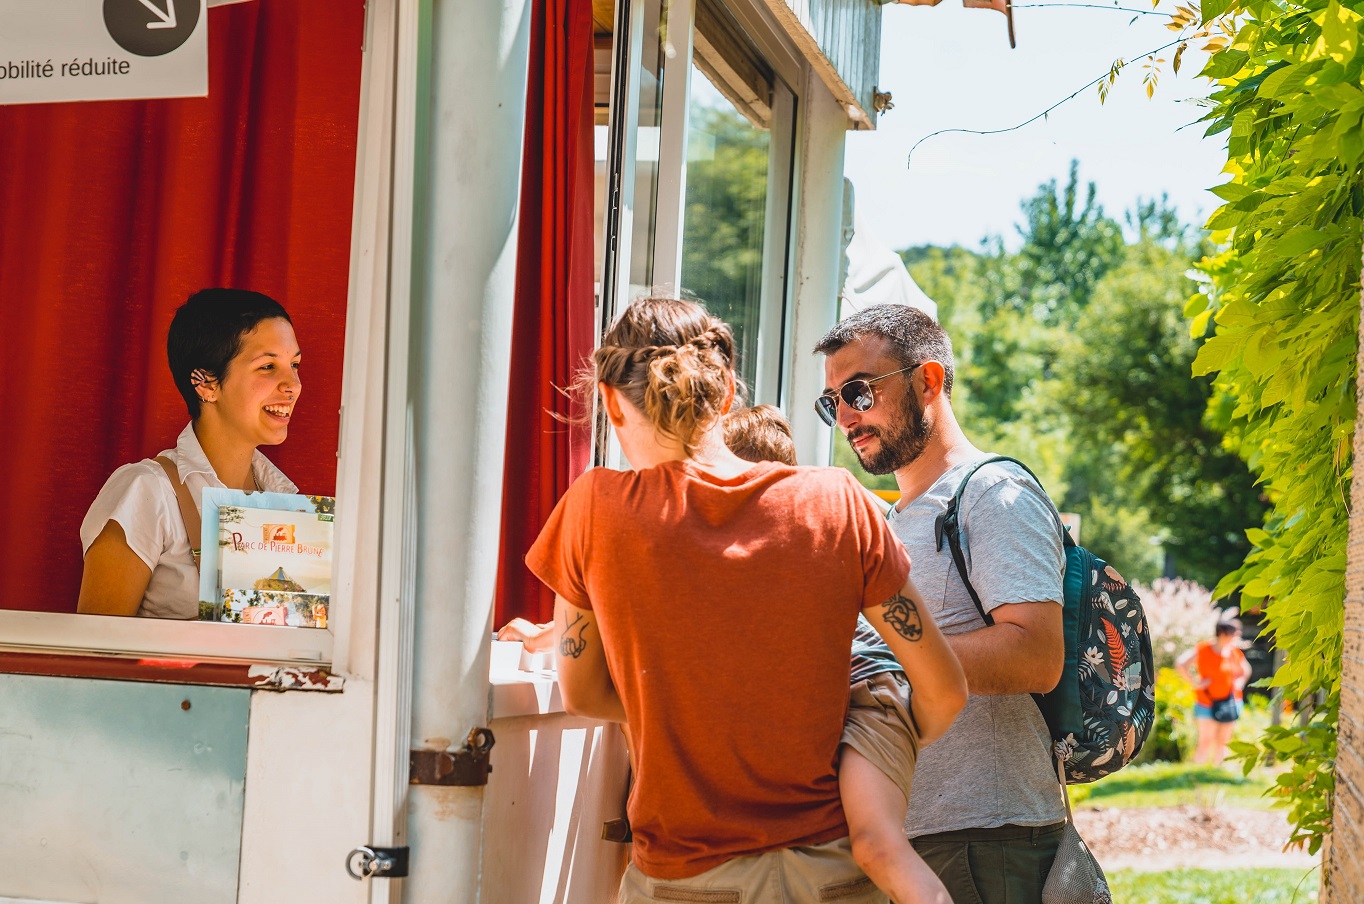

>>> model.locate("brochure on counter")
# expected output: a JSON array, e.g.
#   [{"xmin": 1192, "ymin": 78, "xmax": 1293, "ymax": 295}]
[{"xmin": 198, "ymin": 489, "xmax": 335, "ymax": 628}]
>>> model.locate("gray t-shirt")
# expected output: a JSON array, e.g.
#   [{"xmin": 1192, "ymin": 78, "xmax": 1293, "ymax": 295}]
[{"xmin": 890, "ymin": 457, "xmax": 1067, "ymax": 836}]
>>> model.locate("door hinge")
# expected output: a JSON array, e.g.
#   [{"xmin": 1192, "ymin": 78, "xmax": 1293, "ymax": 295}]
[
  {"xmin": 409, "ymin": 726, "xmax": 495, "ymax": 786},
  {"xmin": 346, "ymin": 845, "xmax": 409, "ymax": 880}
]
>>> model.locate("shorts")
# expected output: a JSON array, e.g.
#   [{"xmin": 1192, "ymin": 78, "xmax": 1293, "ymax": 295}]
[
  {"xmin": 1195, "ymin": 698, "xmax": 1243, "ymax": 722},
  {"xmin": 618, "ymin": 836, "xmax": 885, "ymax": 903},
  {"xmin": 840, "ymin": 671, "xmax": 920, "ymax": 802}
]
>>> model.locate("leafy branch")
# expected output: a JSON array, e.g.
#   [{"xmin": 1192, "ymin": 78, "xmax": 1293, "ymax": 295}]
[
  {"xmin": 906, "ymin": 37, "xmax": 1186, "ymax": 167},
  {"xmin": 1012, "ymin": 3, "xmax": 1170, "ymax": 14}
]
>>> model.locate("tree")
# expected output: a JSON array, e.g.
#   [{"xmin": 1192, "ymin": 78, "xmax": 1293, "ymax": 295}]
[
  {"xmin": 994, "ymin": 160, "xmax": 1126, "ymax": 327},
  {"xmin": 887, "ymin": 173, "xmax": 1265, "ymax": 589},
  {"xmin": 1056, "ymin": 239, "xmax": 1268, "ymax": 588}
]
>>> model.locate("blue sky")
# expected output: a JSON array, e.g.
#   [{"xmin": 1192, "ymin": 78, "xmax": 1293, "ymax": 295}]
[{"xmin": 844, "ymin": 1, "xmax": 1229, "ymax": 251}]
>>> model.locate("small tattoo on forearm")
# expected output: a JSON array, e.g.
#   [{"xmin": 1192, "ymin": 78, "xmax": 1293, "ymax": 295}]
[
  {"xmin": 559, "ymin": 612, "xmax": 588, "ymax": 659},
  {"xmin": 881, "ymin": 593, "xmax": 923, "ymax": 642}
]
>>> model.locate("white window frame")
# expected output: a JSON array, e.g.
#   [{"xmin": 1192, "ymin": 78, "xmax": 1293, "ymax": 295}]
[
  {"xmin": 0, "ymin": 2, "xmax": 398, "ymax": 672},
  {"xmin": 751, "ymin": 79, "xmax": 798, "ymax": 406}
]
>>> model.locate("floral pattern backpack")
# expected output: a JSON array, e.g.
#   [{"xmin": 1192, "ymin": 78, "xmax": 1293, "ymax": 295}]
[{"xmin": 936, "ymin": 455, "xmax": 1156, "ymax": 784}]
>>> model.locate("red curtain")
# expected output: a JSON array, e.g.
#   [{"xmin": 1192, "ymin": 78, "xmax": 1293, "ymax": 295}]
[
  {"xmin": 494, "ymin": 0, "xmax": 597, "ymax": 626},
  {"xmin": 0, "ymin": 1, "xmax": 364, "ymax": 613}
]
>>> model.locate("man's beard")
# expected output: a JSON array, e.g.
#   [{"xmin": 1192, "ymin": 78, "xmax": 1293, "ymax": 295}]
[{"xmin": 847, "ymin": 395, "xmax": 932, "ymax": 475}]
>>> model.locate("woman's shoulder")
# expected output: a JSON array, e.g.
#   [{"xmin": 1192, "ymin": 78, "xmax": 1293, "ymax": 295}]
[
  {"xmin": 82, "ymin": 458, "xmax": 178, "ymax": 552},
  {"xmin": 95, "ymin": 458, "xmax": 177, "ymax": 501}
]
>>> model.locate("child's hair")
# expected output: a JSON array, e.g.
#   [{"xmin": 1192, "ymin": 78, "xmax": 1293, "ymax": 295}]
[
  {"xmin": 578, "ymin": 296, "xmax": 738, "ymax": 455},
  {"xmin": 167, "ymin": 288, "xmax": 292, "ymax": 419},
  {"xmin": 724, "ymin": 405, "xmax": 796, "ymax": 466}
]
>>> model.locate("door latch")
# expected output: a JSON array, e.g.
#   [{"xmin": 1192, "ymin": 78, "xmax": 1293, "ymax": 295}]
[
  {"xmin": 410, "ymin": 726, "xmax": 495, "ymax": 786},
  {"xmin": 346, "ymin": 845, "xmax": 410, "ymax": 880}
]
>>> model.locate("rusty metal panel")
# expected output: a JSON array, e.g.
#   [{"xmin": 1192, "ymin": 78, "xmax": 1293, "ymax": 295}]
[
  {"xmin": 0, "ymin": 674, "xmax": 249, "ymax": 904},
  {"xmin": 760, "ymin": 0, "xmax": 883, "ymax": 127}
]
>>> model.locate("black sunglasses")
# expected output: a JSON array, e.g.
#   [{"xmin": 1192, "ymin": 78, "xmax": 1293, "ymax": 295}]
[{"xmin": 815, "ymin": 363, "xmax": 921, "ymax": 427}]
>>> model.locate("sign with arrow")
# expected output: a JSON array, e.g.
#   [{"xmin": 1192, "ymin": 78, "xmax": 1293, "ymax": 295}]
[{"xmin": 0, "ymin": 0, "xmax": 207, "ymax": 106}]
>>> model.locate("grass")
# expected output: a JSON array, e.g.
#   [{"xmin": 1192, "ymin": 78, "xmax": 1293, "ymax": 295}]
[
  {"xmin": 1068, "ymin": 760, "xmax": 1279, "ymax": 810},
  {"xmin": 1107, "ymin": 867, "xmax": 1319, "ymax": 903}
]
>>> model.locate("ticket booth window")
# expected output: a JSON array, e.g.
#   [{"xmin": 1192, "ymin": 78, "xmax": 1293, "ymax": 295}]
[{"xmin": 0, "ymin": 1, "xmax": 364, "ymax": 665}]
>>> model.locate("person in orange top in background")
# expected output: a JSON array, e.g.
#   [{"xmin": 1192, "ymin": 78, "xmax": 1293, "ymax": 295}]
[
  {"xmin": 524, "ymin": 296, "xmax": 967, "ymax": 903},
  {"xmin": 1176, "ymin": 617, "xmax": 1253, "ymax": 766}
]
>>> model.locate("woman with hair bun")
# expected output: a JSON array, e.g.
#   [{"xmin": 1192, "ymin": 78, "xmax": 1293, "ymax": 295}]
[{"xmin": 525, "ymin": 296, "xmax": 966, "ymax": 903}]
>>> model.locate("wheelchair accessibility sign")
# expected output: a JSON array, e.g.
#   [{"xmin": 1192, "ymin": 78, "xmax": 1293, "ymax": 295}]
[{"xmin": 0, "ymin": 0, "xmax": 207, "ymax": 105}]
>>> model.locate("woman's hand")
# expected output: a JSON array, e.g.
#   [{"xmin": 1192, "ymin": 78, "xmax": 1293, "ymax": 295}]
[{"xmin": 496, "ymin": 617, "xmax": 554, "ymax": 653}]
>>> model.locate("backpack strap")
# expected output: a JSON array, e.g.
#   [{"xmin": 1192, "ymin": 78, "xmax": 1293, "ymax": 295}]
[
  {"xmin": 155, "ymin": 456, "xmax": 202, "ymax": 574},
  {"xmin": 933, "ymin": 454, "xmax": 1071, "ymax": 627}
]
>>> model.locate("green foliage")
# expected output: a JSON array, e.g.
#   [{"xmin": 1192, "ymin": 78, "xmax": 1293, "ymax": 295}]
[
  {"xmin": 1191, "ymin": 0, "xmax": 1364, "ymax": 852},
  {"xmin": 1106, "ymin": 868, "xmax": 1318, "ymax": 903},
  {"xmin": 1002, "ymin": 159, "xmax": 1126, "ymax": 325},
  {"xmin": 1229, "ymin": 700, "xmax": 1339, "ymax": 854},
  {"xmin": 1137, "ymin": 667, "xmax": 1198, "ymax": 763},
  {"xmin": 1057, "ymin": 239, "xmax": 1268, "ymax": 586}
]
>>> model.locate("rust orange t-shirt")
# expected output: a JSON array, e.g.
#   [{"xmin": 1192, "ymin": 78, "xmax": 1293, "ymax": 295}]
[
  {"xmin": 1194, "ymin": 639, "xmax": 1248, "ymax": 707},
  {"xmin": 525, "ymin": 460, "xmax": 911, "ymax": 880}
]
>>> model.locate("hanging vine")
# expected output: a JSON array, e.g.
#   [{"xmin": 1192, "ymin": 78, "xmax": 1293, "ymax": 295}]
[{"xmin": 1188, "ymin": 0, "xmax": 1364, "ymax": 855}]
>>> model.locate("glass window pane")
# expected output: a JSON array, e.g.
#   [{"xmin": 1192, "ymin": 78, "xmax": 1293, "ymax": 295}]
[
  {"xmin": 627, "ymin": 0, "xmax": 665, "ymax": 295},
  {"xmin": 679, "ymin": 63, "xmax": 771, "ymax": 394}
]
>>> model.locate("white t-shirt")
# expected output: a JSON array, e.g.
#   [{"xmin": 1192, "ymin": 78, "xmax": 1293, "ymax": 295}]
[{"xmin": 80, "ymin": 423, "xmax": 297, "ymax": 620}]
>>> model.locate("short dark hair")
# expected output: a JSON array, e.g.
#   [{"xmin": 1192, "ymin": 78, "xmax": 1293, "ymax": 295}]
[
  {"xmin": 167, "ymin": 289, "xmax": 292, "ymax": 419},
  {"xmin": 813, "ymin": 304, "xmax": 955, "ymax": 397},
  {"xmin": 724, "ymin": 405, "xmax": 797, "ymax": 466},
  {"xmin": 1215, "ymin": 619, "xmax": 1242, "ymax": 637}
]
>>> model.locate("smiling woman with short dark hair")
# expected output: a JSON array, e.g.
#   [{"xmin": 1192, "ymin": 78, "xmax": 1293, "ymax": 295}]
[{"xmin": 77, "ymin": 288, "xmax": 303, "ymax": 619}]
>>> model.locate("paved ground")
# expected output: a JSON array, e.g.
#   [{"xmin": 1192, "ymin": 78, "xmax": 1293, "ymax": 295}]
[{"xmin": 1074, "ymin": 804, "xmax": 1321, "ymax": 873}]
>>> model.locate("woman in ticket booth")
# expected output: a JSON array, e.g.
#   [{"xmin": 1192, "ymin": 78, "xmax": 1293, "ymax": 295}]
[{"xmin": 77, "ymin": 289, "xmax": 302, "ymax": 619}]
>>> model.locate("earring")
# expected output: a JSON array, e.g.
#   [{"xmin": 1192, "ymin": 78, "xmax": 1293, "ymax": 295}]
[{"xmin": 191, "ymin": 369, "xmax": 217, "ymax": 403}]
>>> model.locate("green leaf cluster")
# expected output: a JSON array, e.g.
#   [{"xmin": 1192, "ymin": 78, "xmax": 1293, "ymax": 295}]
[{"xmin": 1193, "ymin": 0, "xmax": 1364, "ymax": 852}]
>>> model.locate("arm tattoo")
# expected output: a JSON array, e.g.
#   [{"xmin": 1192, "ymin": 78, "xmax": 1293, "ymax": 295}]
[
  {"xmin": 880, "ymin": 592, "xmax": 923, "ymax": 642},
  {"xmin": 559, "ymin": 612, "xmax": 589, "ymax": 659}
]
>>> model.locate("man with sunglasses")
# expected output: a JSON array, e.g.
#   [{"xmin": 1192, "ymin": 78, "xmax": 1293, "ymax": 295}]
[{"xmin": 814, "ymin": 304, "xmax": 1067, "ymax": 904}]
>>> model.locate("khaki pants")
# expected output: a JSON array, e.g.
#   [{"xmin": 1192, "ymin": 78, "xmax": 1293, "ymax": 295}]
[{"xmin": 618, "ymin": 836, "xmax": 887, "ymax": 904}]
